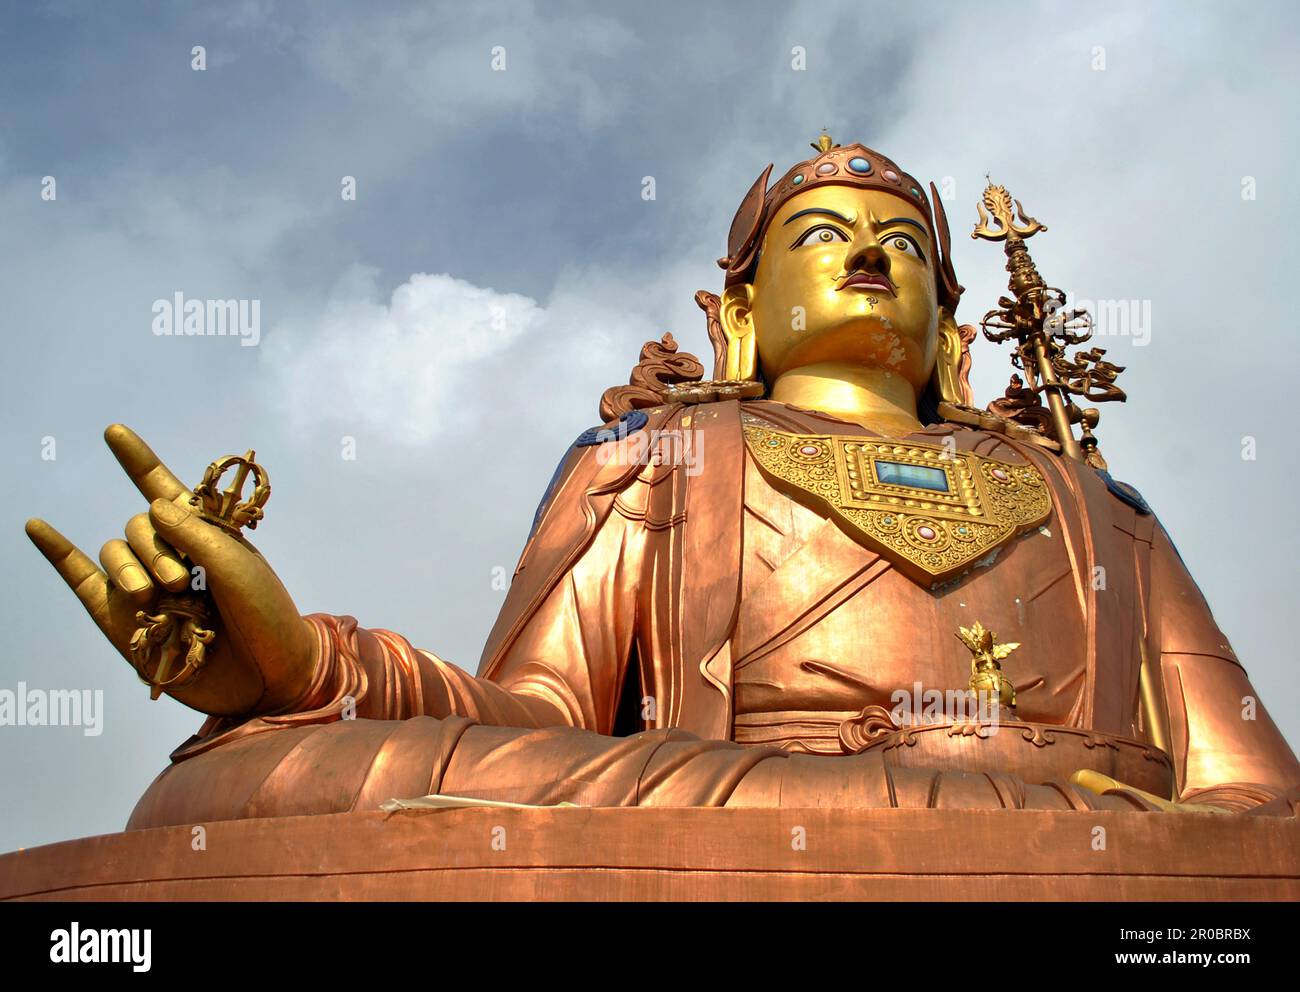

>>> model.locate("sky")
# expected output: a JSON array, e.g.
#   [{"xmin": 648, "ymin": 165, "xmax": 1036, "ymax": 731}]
[{"xmin": 1, "ymin": 0, "xmax": 1298, "ymax": 853}]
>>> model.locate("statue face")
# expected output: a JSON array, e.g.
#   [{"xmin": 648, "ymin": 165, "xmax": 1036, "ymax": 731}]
[{"xmin": 746, "ymin": 186, "xmax": 940, "ymax": 389}]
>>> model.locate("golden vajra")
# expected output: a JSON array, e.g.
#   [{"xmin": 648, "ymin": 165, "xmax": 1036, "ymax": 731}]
[
  {"xmin": 956, "ymin": 620, "xmax": 1019, "ymax": 710},
  {"xmin": 129, "ymin": 450, "xmax": 270, "ymax": 699},
  {"xmin": 972, "ymin": 180, "xmax": 1126, "ymax": 469}
]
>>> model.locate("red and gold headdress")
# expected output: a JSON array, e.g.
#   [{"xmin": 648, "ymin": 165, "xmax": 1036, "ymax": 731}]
[{"xmin": 717, "ymin": 134, "xmax": 963, "ymax": 312}]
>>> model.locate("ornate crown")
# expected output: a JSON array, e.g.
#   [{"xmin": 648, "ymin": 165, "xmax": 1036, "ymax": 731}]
[{"xmin": 717, "ymin": 133, "xmax": 963, "ymax": 312}]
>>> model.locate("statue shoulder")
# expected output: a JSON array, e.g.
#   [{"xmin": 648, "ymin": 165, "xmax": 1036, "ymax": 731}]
[
  {"xmin": 527, "ymin": 406, "xmax": 680, "ymax": 536},
  {"xmin": 1092, "ymin": 468, "xmax": 1152, "ymax": 515},
  {"xmin": 937, "ymin": 400, "xmax": 1064, "ymax": 453},
  {"xmin": 936, "ymin": 402, "xmax": 1153, "ymax": 516},
  {"xmin": 571, "ymin": 408, "xmax": 654, "ymax": 449}
]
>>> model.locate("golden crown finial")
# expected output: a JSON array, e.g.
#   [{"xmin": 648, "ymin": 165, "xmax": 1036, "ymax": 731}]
[
  {"xmin": 811, "ymin": 132, "xmax": 836, "ymax": 153},
  {"xmin": 189, "ymin": 450, "xmax": 271, "ymax": 534}
]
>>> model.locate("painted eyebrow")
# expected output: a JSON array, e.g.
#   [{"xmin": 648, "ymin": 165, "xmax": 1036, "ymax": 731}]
[
  {"xmin": 875, "ymin": 217, "xmax": 929, "ymax": 238},
  {"xmin": 782, "ymin": 207, "xmax": 855, "ymax": 227}
]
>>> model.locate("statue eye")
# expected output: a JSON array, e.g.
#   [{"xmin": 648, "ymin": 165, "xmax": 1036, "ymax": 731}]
[
  {"xmin": 884, "ymin": 233, "xmax": 925, "ymax": 261},
  {"xmin": 793, "ymin": 225, "xmax": 849, "ymax": 248}
]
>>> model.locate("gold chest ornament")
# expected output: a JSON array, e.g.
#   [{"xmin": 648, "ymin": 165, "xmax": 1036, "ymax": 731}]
[{"xmin": 742, "ymin": 414, "xmax": 1052, "ymax": 587}]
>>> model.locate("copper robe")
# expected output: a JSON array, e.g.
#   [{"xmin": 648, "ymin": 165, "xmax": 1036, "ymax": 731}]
[{"xmin": 128, "ymin": 400, "xmax": 1300, "ymax": 828}]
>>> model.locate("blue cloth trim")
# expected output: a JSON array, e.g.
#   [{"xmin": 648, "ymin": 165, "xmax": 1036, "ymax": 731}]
[
  {"xmin": 1095, "ymin": 469, "xmax": 1151, "ymax": 516},
  {"xmin": 574, "ymin": 409, "xmax": 649, "ymax": 447},
  {"xmin": 527, "ymin": 410, "xmax": 651, "ymax": 540},
  {"xmin": 1095, "ymin": 472, "xmax": 1188, "ymax": 567},
  {"xmin": 529, "ymin": 446, "xmax": 573, "ymax": 536}
]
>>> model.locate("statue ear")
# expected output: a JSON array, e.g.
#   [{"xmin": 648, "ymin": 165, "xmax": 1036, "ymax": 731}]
[
  {"xmin": 718, "ymin": 283, "xmax": 759, "ymax": 382},
  {"xmin": 932, "ymin": 308, "xmax": 976, "ymax": 407}
]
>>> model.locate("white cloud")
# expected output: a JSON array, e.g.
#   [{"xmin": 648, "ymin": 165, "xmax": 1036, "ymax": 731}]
[
  {"xmin": 265, "ymin": 264, "xmax": 687, "ymax": 445},
  {"xmin": 268, "ymin": 269, "xmax": 539, "ymax": 443}
]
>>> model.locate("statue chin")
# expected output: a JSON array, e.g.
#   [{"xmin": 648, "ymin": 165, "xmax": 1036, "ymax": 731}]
[{"xmin": 764, "ymin": 321, "xmax": 936, "ymax": 382}]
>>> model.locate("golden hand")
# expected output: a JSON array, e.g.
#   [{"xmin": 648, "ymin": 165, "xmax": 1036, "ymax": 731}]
[{"xmin": 25, "ymin": 425, "xmax": 318, "ymax": 717}]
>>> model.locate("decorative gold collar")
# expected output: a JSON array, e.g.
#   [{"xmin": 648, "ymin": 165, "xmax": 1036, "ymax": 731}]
[{"xmin": 742, "ymin": 413, "xmax": 1051, "ymax": 587}]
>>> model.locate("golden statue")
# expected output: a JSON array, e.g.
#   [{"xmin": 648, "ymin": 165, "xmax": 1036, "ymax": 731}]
[
  {"xmin": 21, "ymin": 136, "xmax": 1300, "ymax": 863},
  {"xmin": 957, "ymin": 621, "xmax": 1019, "ymax": 711}
]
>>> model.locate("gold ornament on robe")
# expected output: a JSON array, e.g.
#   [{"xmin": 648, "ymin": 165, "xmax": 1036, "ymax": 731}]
[
  {"xmin": 741, "ymin": 413, "xmax": 1051, "ymax": 586},
  {"xmin": 956, "ymin": 620, "xmax": 1019, "ymax": 709}
]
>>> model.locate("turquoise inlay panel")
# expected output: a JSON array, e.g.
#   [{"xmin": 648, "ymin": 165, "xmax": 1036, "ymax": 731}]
[{"xmin": 874, "ymin": 460, "xmax": 949, "ymax": 493}]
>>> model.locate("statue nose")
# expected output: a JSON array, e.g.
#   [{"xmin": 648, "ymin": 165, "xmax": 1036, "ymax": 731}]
[{"xmin": 848, "ymin": 240, "xmax": 890, "ymax": 277}]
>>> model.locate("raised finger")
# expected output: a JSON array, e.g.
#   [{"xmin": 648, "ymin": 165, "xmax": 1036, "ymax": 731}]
[
  {"xmin": 125, "ymin": 512, "xmax": 190, "ymax": 591},
  {"xmin": 104, "ymin": 424, "xmax": 189, "ymax": 504},
  {"xmin": 25, "ymin": 518, "xmax": 114, "ymax": 633},
  {"xmin": 99, "ymin": 538, "xmax": 155, "ymax": 603}
]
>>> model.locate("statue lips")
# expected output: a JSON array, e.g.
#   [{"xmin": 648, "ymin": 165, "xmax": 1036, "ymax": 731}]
[{"xmin": 838, "ymin": 270, "xmax": 894, "ymax": 294}]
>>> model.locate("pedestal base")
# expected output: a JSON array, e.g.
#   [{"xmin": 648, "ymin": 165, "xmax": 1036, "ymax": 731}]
[{"xmin": 2, "ymin": 807, "xmax": 1297, "ymax": 900}]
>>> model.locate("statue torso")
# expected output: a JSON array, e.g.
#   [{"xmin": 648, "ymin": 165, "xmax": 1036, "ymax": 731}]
[
  {"xmin": 487, "ymin": 399, "xmax": 1154, "ymax": 752},
  {"xmin": 718, "ymin": 403, "xmax": 1115, "ymax": 753},
  {"xmin": 732, "ymin": 446, "xmax": 1090, "ymax": 751}
]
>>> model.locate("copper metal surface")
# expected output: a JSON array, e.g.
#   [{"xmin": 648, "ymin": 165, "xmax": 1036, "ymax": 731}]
[
  {"xmin": 17, "ymin": 136, "xmax": 1300, "ymax": 898},
  {"xmin": 105, "ymin": 398, "xmax": 1298, "ymax": 830},
  {"xmin": 2, "ymin": 808, "xmax": 1297, "ymax": 901}
]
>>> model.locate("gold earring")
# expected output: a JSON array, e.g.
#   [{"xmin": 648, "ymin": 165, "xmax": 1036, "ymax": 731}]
[
  {"xmin": 718, "ymin": 284, "xmax": 759, "ymax": 382},
  {"xmin": 655, "ymin": 288, "xmax": 765, "ymax": 406},
  {"xmin": 932, "ymin": 311, "xmax": 972, "ymax": 407}
]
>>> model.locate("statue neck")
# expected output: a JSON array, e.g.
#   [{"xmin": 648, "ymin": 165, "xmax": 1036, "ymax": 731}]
[{"xmin": 768, "ymin": 362, "xmax": 924, "ymax": 437}]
